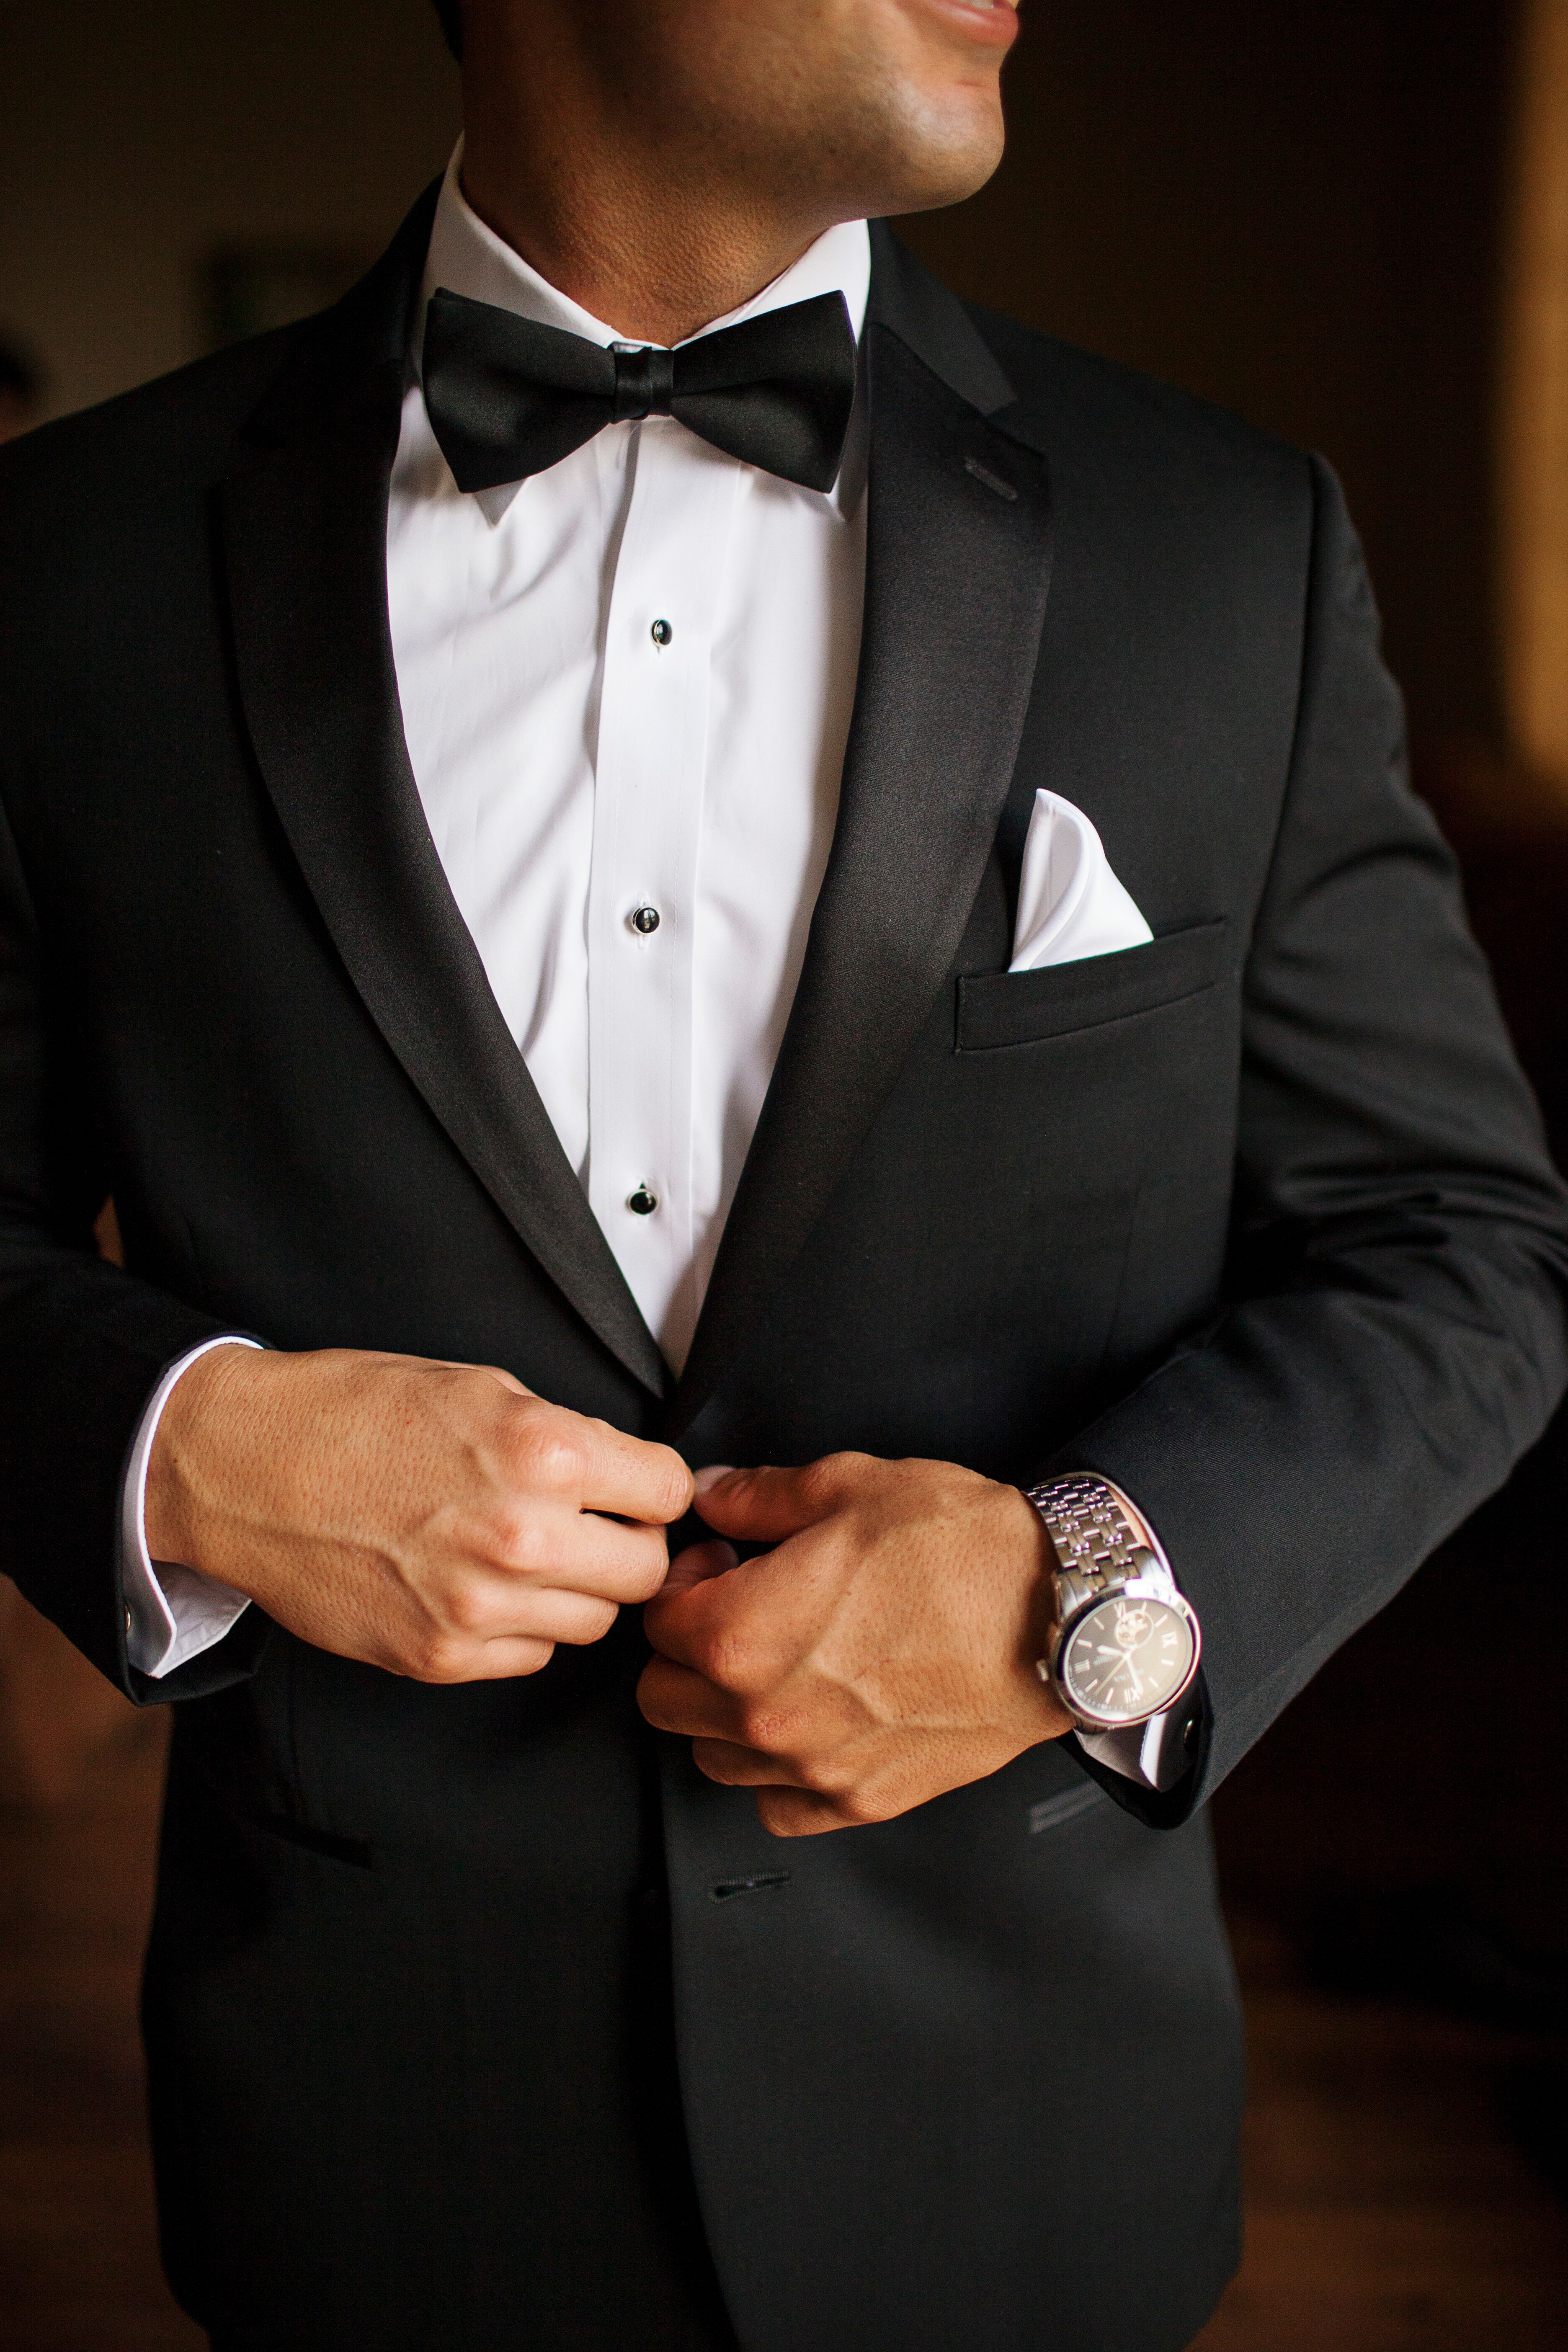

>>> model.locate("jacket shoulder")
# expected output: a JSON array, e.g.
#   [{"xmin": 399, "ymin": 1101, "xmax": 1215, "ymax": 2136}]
[
  {"xmin": 967, "ymin": 300, "xmax": 1313, "ymax": 510},
  {"xmin": 0, "ymin": 323, "xmax": 305, "ymax": 531}
]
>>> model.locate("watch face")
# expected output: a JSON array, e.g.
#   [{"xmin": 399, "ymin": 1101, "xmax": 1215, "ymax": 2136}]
[{"xmin": 1060, "ymin": 1594, "xmax": 1195, "ymax": 1726}]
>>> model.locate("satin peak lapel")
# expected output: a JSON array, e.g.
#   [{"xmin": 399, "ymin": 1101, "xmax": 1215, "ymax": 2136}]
[
  {"xmin": 672, "ymin": 233, "xmax": 1054, "ymax": 1425},
  {"xmin": 219, "ymin": 207, "xmax": 668, "ymax": 1398}
]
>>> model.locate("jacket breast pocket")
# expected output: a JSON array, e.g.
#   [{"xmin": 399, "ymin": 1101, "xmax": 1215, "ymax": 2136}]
[{"xmin": 954, "ymin": 917, "xmax": 1231, "ymax": 1054}]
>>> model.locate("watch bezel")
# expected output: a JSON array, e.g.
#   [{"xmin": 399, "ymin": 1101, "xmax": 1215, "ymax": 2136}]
[{"xmin": 1050, "ymin": 1581, "xmax": 1202, "ymax": 1732}]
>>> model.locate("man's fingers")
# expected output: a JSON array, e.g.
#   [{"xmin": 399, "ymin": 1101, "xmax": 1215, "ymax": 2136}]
[
  {"xmin": 516, "ymin": 1589, "xmax": 623, "ymax": 1648},
  {"xmin": 456, "ymin": 1634, "xmax": 560, "ymax": 1681},
  {"xmin": 391, "ymin": 1630, "xmax": 559, "ymax": 1684},
  {"xmin": 691, "ymin": 1459, "xmax": 850, "ymax": 1542},
  {"xmin": 661, "ymin": 1537, "xmax": 739, "ymax": 1599},
  {"xmin": 499, "ymin": 1510, "xmax": 670, "ymax": 1603},
  {"xmin": 686, "ymin": 1744, "xmax": 863, "ymax": 1836},
  {"xmin": 637, "ymin": 1654, "xmax": 750, "ymax": 1739},
  {"xmin": 637, "ymin": 1653, "xmax": 818, "ymax": 1772},
  {"xmin": 403, "ymin": 1573, "xmax": 624, "ymax": 1658},
  {"xmin": 640, "ymin": 1553, "xmax": 789, "ymax": 1684},
  {"xmin": 755, "ymin": 1787, "xmax": 861, "ymax": 1838},
  {"xmin": 570, "ymin": 1416, "xmax": 696, "ymax": 1525},
  {"xmin": 387, "ymin": 1578, "xmax": 633, "ymax": 1682},
  {"xmin": 690, "ymin": 1736, "xmax": 807, "ymax": 1788},
  {"xmin": 638, "ymin": 1669, "xmax": 859, "ymax": 1828}
]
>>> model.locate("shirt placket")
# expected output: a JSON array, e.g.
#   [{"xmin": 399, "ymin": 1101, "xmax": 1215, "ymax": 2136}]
[{"xmin": 586, "ymin": 420, "xmax": 740, "ymax": 1367}]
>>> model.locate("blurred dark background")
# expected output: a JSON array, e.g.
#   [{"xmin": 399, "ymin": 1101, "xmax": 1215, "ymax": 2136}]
[{"xmin": 3, "ymin": 3, "xmax": 1567, "ymax": 2346}]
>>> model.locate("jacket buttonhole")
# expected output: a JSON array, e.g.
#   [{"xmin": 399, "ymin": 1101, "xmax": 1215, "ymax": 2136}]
[{"xmin": 963, "ymin": 454, "xmax": 1019, "ymax": 501}]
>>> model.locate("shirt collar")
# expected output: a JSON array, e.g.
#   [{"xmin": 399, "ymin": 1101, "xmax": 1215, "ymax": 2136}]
[{"xmin": 413, "ymin": 141, "xmax": 871, "ymax": 519}]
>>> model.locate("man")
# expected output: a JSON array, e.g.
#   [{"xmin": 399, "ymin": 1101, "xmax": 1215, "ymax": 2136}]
[{"xmin": 1, "ymin": 3, "xmax": 1564, "ymax": 2347}]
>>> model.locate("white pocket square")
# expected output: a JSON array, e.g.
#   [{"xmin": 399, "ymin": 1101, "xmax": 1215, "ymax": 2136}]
[{"xmin": 1008, "ymin": 789, "xmax": 1153, "ymax": 972}]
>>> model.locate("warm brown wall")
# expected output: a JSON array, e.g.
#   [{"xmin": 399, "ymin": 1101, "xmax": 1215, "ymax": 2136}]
[
  {"xmin": 901, "ymin": 0, "xmax": 1520, "ymax": 766},
  {"xmin": 0, "ymin": 0, "xmax": 459, "ymax": 423},
  {"xmin": 1501, "ymin": 0, "xmax": 1568, "ymax": 786}
]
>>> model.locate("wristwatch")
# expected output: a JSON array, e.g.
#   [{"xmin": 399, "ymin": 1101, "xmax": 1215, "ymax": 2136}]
[{"xmin": 1022, "ymin": 1473, "xmax": 1201, "ymax": 1733}]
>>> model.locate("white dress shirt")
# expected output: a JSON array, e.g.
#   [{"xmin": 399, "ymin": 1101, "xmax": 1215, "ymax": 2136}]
[{"xmin": 394, "ymin": 152, "xmax": 869, "ymax": 1370}]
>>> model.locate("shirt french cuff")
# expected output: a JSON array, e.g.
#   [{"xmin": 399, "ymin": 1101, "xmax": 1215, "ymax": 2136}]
[
  {"xmin": 121, "ymin": 1335, "xmax": 260, "ymax": 1679},
  {"xmin": 1075, "ymin": 1711, "xmax": 1184, "ymax": 1793}
]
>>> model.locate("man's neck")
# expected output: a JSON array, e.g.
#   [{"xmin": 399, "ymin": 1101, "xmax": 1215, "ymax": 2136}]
[
  {"xmin": 457, "ymin": 31, "xmax": 839, "ymax": 343},
  {"xmin": 456, "ymin": 152, "xmax": 829, "ymax": 347}
]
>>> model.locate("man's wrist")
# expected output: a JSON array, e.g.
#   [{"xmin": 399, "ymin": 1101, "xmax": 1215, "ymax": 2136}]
[
  {"xmin": 123, "ymin": 1336, "xmax": 260, "ymax": 1678},
  {"xmin": 143, "ymin": 1338, "xmax": 264, "ymax": 1568},
  {"xmin": 1014, "ymin": 1485, "xmax": 1062, "ymax": 1671},
  {"xmin": 1021, "ymin": 1473, "xmax": 1199, "ymax": 1741}
]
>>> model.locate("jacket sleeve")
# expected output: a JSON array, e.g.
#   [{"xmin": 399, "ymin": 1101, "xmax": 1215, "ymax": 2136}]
[
  {"xmin": 0, "ymin": 793, "xmax": 270, "ymax": 1702},
  {"xmin": 1055, "ymin": 456, "xmax": 1568, "ymax": 1823}
]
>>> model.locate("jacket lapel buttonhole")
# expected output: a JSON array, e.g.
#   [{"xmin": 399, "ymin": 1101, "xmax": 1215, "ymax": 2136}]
[{"xmin": 962, "ymin": 454, "xmax": 1019, "ymax": 502}]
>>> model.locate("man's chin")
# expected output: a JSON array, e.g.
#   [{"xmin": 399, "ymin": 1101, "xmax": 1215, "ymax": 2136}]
[{"xmin": 866, "ymin": 106, "xmax": 1006, "ymax": 220}]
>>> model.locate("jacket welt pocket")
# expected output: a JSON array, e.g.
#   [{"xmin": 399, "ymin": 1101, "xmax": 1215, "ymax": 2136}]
[
  {"xmin": 955, "ymin": 917, "xmax": 1230, "ymax": 1053},
  {"xmin": 231, "ymin": 1801, "xmax": 374, "ymax": 1870}
]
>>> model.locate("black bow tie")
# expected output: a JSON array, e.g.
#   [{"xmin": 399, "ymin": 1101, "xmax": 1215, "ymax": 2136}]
[{"xmin": 421, "ymin": 286, "xmax": 858, "ymax": 497}]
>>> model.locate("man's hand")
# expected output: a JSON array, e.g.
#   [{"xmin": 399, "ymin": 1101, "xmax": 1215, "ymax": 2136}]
[
  {"xmin": 147, "ymin": 1345, "xmax": 694, "ymax": 1682},
  {"xmin": 637, "ymin": 1453, "xmax": 1073, "ymax": 1836}
]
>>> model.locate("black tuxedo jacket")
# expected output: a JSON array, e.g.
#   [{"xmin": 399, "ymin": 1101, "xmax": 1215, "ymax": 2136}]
[{"xmin": 3, "ymin": 189, "xmax": 1566, "ymax": 2352}]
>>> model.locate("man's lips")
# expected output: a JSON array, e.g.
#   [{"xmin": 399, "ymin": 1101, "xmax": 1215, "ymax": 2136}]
[{"xmin": 922, "ymin": 0, "xmax": 1020, "ymax": 49}]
